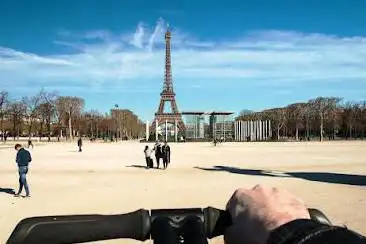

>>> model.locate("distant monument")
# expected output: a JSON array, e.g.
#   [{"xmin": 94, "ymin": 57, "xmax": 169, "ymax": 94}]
[
  {"xmin": 150, "ymin": 25, "xmax": 185, "ymax": 141},
  {"xmin": 145, "ymin": 25, "xmax": 235, "ymax": 143}
]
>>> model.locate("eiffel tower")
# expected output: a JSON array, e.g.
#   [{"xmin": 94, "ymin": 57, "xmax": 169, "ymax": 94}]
[{"xmin": 151, "ymin": 25, "xmax": 185, "ymax": 138}]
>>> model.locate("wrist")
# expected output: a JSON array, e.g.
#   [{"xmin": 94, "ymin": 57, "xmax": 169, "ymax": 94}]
[
  {"xmin": 267, "ymin": 219, "xmax": 329, "ymax": 244},
  {"xmin": 267, "ymin": 215, "xmax": 302, "ymax": 231}
]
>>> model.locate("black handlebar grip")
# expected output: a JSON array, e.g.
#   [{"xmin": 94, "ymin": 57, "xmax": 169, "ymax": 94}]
[
  {"xmin": 6, "ymin": 209, "xmax": 150, "ymax": 244},
  {"xmin": 204, "ymin": 207, "xmax": 332, "ymax": 239},
  {"xmin": 204, "ymin": 207, "xmax": 232, "ymax": 238}
]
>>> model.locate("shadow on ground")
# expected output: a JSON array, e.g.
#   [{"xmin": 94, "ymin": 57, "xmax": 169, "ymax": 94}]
[
  {"xmin": 126, "ymin": 164, "xmax": 148, "ymax": 169},
  {"xmin": 126, "ymin": 165, "xmax": 167, "ymax": 170},
  {"xmin": 0, "ymin": 187, "xmax": 15, "ymax": 195},
  {"xmin": 195, "ymin": 166, "xmax": 366, "ymax": 186}
]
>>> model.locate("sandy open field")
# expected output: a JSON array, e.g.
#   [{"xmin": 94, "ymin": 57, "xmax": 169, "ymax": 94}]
[{"xmin": 1, "ymin": 141, "xmax": 365, "ymax": 243}]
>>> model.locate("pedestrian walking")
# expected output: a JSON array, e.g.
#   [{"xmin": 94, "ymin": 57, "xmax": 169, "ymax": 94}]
[
  {"xmin": 27, "ymin": 139, "xmax": 34, "ymax": 149},
  {"xmin": 77, "ymin": 137, "xmax": 83, "ymax": 152},
  {"xmin": 14, "ymin": 144, "xmax": 32, "ymax": 198}
]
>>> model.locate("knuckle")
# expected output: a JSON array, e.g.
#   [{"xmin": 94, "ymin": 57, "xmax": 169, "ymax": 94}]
[
  {"xmin": 272, "ymin": 187, "xmax": 279, "ymax": 192},
  {"xmin": 253, "ymin": 184, "xmax": 263, "ymax": 190},
  {"xmin": 233, "ymin": 188, "xmax": 247, "ymax": 197}
]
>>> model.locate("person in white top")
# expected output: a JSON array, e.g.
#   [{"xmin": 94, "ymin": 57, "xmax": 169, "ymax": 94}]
[{"xmin": 144, "ymin": 145, "xmax": 153, "ymax": 168}]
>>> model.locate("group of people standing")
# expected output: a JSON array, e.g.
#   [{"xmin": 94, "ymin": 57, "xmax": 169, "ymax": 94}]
[{"xmin": 144, "ymin": 141, "xmax": 171, "ymax": 169}]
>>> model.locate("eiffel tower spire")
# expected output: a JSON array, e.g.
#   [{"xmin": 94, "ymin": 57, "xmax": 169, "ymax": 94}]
[{"xmin": 163, "ymin": 24, "xmax": 173, "ymax": 93}]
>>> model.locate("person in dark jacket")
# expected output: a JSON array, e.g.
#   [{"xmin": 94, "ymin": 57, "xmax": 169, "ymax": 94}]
[
  {"xmin": 14, "ymin": 144, "xmax": 32, "ymax": 197},
  {"xmin": 162, "ymin": 141, "xmax": 170, "ymax": 169},
  {"xmin": 77, "ymin": 137, "xmax": 83, "ymax": 152},
  {"xmin": 153, "ymin": 141, "xmax": 162, "ymax": 169},
  {"xmin": 224, "ymin": 185, "xmax": 366, "ymax": 244}
]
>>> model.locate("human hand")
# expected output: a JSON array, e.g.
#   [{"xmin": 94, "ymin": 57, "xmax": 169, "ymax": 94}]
[{"xmin": 224, "ymin": 185, "xmax": 310, "ymax": 244}]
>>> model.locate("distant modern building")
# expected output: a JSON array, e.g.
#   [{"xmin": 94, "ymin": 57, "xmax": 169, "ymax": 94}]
[{"xmin": 182, "ymin": 112, "xmax": 235, "ymax": 141}]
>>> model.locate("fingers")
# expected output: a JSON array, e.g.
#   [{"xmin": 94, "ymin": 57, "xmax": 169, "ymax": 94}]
[
  {"xmin": 252, "ymin": 184, "xmax": 263, "ymax": 191},
  {"xmin": 226, "ymin": 185, "xmax": 265, "ymax": 211},
  {"xmin": 225, "ymin": 185, "xmax": 308, "ymax": 244},
  {"xmin": 225, "ymin": 187, "xmax": 253, "ymax": 222},
  {"xmin": 225, "ymin": 188, "xmax": 248, "ymax": 211},
  {"xmin": 225, "ymin": 185, "xmax": 298, "ymax": 220},
  {"xmin": 252, "ymin": 184, "xmax": 279, "ymax": 194}
]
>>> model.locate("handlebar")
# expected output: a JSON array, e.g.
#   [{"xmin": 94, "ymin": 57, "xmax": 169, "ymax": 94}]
[{"xmin": 6, "ymin": 207, "xmax": 331, "ymax": 244}]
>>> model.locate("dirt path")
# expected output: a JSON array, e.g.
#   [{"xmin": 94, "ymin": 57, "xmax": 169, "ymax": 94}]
[{"xmin": 0, "ymin": 141, "xmax": 365, "ymax": 243}]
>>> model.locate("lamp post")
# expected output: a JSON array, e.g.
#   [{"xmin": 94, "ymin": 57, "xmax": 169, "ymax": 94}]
[{"xmin": 146, "ymin": 120, "xmax": 149, "ymax": 141}]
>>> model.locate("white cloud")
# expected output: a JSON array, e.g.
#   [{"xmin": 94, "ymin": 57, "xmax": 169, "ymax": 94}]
[
  {"xmin": 1, "ymin": 19, "xmax": 366, "ymax": 94},
  {"xmin": 130, "ymin": 22, "xmax": 145, "ymax": 48},
  {"xmin": 0, "ymin": 47, "xmax": 75, "ymax": 66},
  {"xmin": 83, "ymin": 30, "xmax": 112, "ymax": 41},
  {"xmin": 147, "ymin": 18, "xmax": 166, "ymax": 52}
]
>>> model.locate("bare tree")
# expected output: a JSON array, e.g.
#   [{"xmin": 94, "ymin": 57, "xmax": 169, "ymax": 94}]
[
  {"xmin": 309, "ymin": 97, "xmax": 325, "ymax": 141},
  {"xmin": 301, "ymin": 103, "xmax": 313, "ymax": 140},
  {"xmin": 287, "ymin": 103, "xmax": 306, "ymax": 141},
  {"xmin": 86, "ymin": 109, "xmax": 101, "ymax": 138},
  {"xmin": 0, "ymin": 91, "xmax": 9, "ymax": 142},
  {"xmin": 326, "ymin": 106, "xmax": 343, "ymax": 140},
  {"xmin": 7, "ymin": 101, "xmax": 26, "ymax": 140},
  {"xmin": 238, "ymin": 109, "xmax": 254, "ymax": 118},
  {"xmin": 98, "ymin": 114, "xmax": 114, "ymax": 140},
  {"xmin": 326, "ymin": 98, "xmax": 343, "ymax": 140},
  {"xmin": 361, "ymin": 101, "xmax": 366, "ymax": 139},
  {"xmin": 110, "ymin": 109, "xmax": 142, "ymax": 140},
  {"xmin": 37, "ymin": 101, "xmax": 56, "ymax": 141},
  {"xmin": 40, "ymin": 90, "xmax": 58, "ymax": 141},
  {"xmin": 111, "ymin": 109, "xmax": 134, "ymax": 140},
  {"xmin": 263, "ymin": 108, "xmax": 287, "ymax": 141},
  {"xmin": 309, "ymin": 97, "xmax": 342, "ymax": 141},
  {"xmin": 81, "ymin": 110, "xmax": 104, "ymax": 138},
  {"xmin": 56, "ymin": 96, "xmax": 84, "ymax": 140},
  {"xmin": 54, "ymin": 98, "xmax": 65, "ymax": 141},
  {"xmin": 354, "ymin": 102, "xmax": 364, "ymax": 138},
  {"xmin": 74, "ymin": 113, "xmax": 87, "ymax": 137},
  {"xmin": 22, "ymin": 92, "xmax": 42, "ymax": 139},
  {"xmin": 37, "ymin": 103, "xmax": 46, "ymax": 141},
  {"xmin": 342, "ymin": 101, "xmax": 362, "ymax": 138},
  {"xmin": 324, "ymin": 97, "xmax": 342, "ymax": 140}
]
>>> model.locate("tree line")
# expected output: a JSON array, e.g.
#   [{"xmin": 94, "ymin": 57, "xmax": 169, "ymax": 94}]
[
  {"xmin": 1, "ymin": 90, "xmax": 364, "ymax": 142},
  {"xmin": 236, "ymin": 97, "xmax": 366, "ymax": 141},
  {"xmin": 0, "ymin": 89, "xmax": 145, "ymax": 142}
]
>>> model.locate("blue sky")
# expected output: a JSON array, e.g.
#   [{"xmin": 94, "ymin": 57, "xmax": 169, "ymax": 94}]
[{"xmin": 0, "ymin": 0, "xmax": 365, "ymax": 121}]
